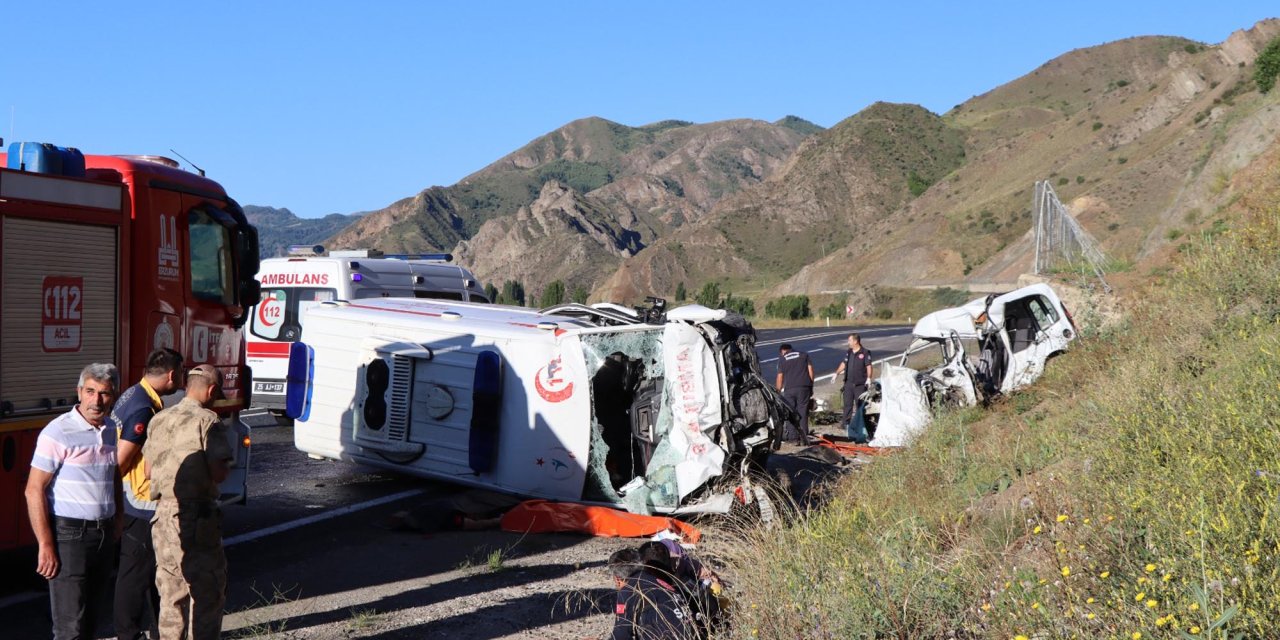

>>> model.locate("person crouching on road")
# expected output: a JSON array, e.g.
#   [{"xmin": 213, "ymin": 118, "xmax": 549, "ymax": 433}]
[
  {"xmin": 610, "ymin": 541, "xmax": 697, "ymax": 640},
  {"xmin": 143, "ymin": 364, "xmax": 233, "ymax": 640},
  {"xmin": 775, "ymin": 343, "xmax": 815, "ymax": 444},
  {"xmin": 25, "ymin": 363, "xmax": 122, "ymax": 640},
  {"xmin": 111, "ymin": 347, "xmax": 184, "ymax": 640}
]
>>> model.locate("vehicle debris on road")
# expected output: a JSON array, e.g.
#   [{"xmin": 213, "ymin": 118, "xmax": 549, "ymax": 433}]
[{"xmin": 863, "ymin": 283, "xmax": 1078, "ymax": 445}]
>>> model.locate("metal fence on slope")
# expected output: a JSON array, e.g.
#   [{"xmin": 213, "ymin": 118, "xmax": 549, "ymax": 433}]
[{"xmin": 1032, "ymin": 181, "xmax": 1111, "ymax": 292}]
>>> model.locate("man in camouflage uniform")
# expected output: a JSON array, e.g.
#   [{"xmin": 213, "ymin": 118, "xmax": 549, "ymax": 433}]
[{"xmin": 143, "ymin": 364, "xmax": 232, "ymax": 640}]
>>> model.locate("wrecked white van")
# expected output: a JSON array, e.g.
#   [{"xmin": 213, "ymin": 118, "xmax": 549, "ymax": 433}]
[
  {"xmin": 867, "ymin": 283, "xmax": 1078, "ymax": 445},
  {"xmin": 285, "ymin": 299, "xmax": 792, "ymax": 514}
]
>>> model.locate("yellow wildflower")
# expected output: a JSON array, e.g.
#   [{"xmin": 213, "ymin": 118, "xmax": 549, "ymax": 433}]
[
  {"xmin": 1086, "ymin": 597, "xmax": 1095, "ymax": 604},
  {"xmin": 1188, "ymin": 602, "xmax": 1200, "ymax": 611},
  {"xmin": 1057, "ymin": 514, "xmax": 1069, "ymax": 522},
  {"xmin": 1190, "ymin": 626, "xmax": 1201, "ymax": 634},
  {"xmin": 1146, "ymin": 599, "xmax": 1158, "ymax": 608},
  {"xmin": 1132, "ymin": 633, "xmax": 1143, "ymax": 640},
  {"xmin": 1162, "ymin": 573, "xmax": 1172, "ymax": 583},
  {"xmin": 1015, "ymin": 636, "xmax": 1030, "ymax": 640},
  {"xmin": 1061, "ymin": 566, "xmax": 1071, "ymax": 577},
  {"xmin": 1145, "ymin": 563, "xmax": 1157, "ymax": 573},
  {"xmin": 1086, "ymin": 612, "xmax": 1096, "ymax": 620},
  {"xmin": 1084, "ymin": 518, "xmax": 1091, "ymax": 524},
  {"xmin": 1138, "ymin": 576, "xmax": 1148, "ymax": 585},
  {"xmin": 1032, "ymin": 602, "xmax": 1041, "ymax": 610},
  {"xmin": 1135, "ymin": 592, "xmax": 1146, "ymax": 601},
  {"xmin": 1033, "ymin": 525, "xmax": 1042, "ymax": 534}
]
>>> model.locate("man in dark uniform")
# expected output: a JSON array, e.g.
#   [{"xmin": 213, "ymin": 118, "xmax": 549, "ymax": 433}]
[
  {"xmin": 610, "ymin": 542, "xmax": 696, "ymax": 639},
  {"xmin": 109, "ymin": 348, "xmax": 183, "ymax": 640},
  {"xmin": 835, "ymin": 333, "xmax": 874, "ymax": 441},
  {"xmin": 775, "ymin": 344, "xmax": 814, "ymax": 444}
]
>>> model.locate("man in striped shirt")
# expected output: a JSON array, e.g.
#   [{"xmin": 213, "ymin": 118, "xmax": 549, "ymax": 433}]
[{"xmin": 24, "ymin": 363, "xmax": 123, "ymax": 640}]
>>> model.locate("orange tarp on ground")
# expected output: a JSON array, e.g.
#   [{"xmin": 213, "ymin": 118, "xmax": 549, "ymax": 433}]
[
  {"xmin": 812, "ymin": 434, "xmax": 891, "ymax": 456},
  {"xmin": 500, "ymin": 499, "xmax": 702, "ymax": 543}
]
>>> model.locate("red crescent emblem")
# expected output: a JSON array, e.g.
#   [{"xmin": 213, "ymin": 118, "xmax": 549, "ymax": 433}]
[
  {"xmin": 258, "ymin": 297, "xmax": 281, "ymax": 327},
  {"xmin": 133, "ymin": 423, "xmax": 146, "ymax": 435},
  {"xmin": 535, "ymin": 358, "xmax": 574, "ymax": 403}
]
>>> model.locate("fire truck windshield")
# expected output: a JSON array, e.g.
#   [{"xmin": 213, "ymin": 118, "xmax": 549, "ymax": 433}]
[{"xmin": 190, "ymin": 207, "xmax": 236, "ymax": 304}]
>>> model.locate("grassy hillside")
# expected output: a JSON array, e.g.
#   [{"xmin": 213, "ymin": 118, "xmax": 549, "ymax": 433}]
[{"xmin": 724, "ymin": 144, "xmax": 1280, "ymax": 637}]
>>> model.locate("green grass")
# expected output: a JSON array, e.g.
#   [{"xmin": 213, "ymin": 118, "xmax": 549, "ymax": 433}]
[{"xmin": 721, "ymin": 160, "xmax": 1280, "ymax": 638}]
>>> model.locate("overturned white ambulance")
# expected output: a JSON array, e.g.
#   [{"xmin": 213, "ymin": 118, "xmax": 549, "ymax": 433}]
[
  {"xmin": 868, "ymin": 283, "xmax": 1078, "ymax": 446},
  {"xmin": 285, "ymin": 299, "xmax": 792, "ymax": 514}
]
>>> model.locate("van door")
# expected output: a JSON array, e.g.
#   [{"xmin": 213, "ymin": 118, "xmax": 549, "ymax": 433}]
[{"xmin": 1003, "ymin": 294, "xmax": 1067, "ymax": 391}]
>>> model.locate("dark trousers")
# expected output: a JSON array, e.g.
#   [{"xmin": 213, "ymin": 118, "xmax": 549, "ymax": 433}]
[
  {"xmin": 49, "ymin": 518, "xmax": 116, "ymax": 640},
  {"xmin": 842, "ymin": 384, "xmax": 867, "ymax": 428},
  {"xmin": 782, "ymin": 387, "xmax": 812, "ymax": 442},
  {"xmin": 115, "ymin": 515, "xmax": 160, "ymax": 640}
]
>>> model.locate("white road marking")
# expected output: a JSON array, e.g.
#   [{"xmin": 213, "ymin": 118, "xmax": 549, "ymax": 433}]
[
  {"xmin": 815, "ymin": 373, "xmax": 837, "ymax": 383},
  {"xmin": 761, "ymin": 357, "xmax": 778, "ymax": 363},
  {"xmin": 223, "ymin": 488, "xmax": 426, "ymax": 547}
]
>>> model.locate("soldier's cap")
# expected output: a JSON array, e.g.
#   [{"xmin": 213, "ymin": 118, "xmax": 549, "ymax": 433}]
[{"xmin": 186, "ymin": 365, "xmax": 224, "ymax": 396}]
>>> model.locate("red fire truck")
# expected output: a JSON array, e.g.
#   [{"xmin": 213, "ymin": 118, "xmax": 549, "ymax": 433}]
[{"xmin": 0, "ymin": 143, "xmax": 261, "ymax": 552}]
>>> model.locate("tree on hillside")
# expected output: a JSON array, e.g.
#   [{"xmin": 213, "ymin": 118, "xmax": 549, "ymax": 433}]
[
  {"xmin": 765, "ymin": 295, "xmax": 811, "ymax": 320},
  {"xmin": 1256, "ymin": 36, "xmax": 1280, "ymax": 94},
  {"xmin": 484, "ymin": 283, "xmax": 498, "ymax": 302},
  {"xmin": 722, "ymin": 293, "xmax": 755, "ymax": 316},
  {"xmin": 540, "ymin": 280, "xmax": 566, "ymax": 307},
  {"xmin": 819, "ymin": 294, "xmax": 848, "ymax": 320},
  {"xmin": 499, "ymin": 280, "xmax": 526, "ymax": 306},
  {"xmin": 675, "ymin": 282, "xmax": 687, "ymax": 302},
  {"xmin": 695, "ymin": 282, "xmax": 721, "ymax": 308},
  {"xmin": 571, "ymin": 285, "xmax": 590, "ymax": 304}
]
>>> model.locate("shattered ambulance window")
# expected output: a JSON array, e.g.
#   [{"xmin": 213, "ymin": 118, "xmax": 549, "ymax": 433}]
[{"xmin": 579, "ymin": 329, "xmax": 670, "ymax": 511}]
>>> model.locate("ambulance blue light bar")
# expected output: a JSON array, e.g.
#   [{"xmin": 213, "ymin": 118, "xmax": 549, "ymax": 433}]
[{"xmin": 284, "ymin": 341, "xmax": 315, "ymax": 421}]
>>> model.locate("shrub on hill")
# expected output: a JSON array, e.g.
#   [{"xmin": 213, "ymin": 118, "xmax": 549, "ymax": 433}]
[
  {"xmin": 1255, "ymin": 36, "xmax": 1280, "ymax": 94},
  {"xmin": 724, "ymin": 158, "xmax": 1280, "ymax": 637},
  {"xmin": 765, "ymin": 295, "xmax": 811, "ymax": 320}
]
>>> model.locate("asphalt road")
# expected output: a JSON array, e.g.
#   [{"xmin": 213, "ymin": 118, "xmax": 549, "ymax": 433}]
[
  {"xmin": 2, "ymin": 322, "xmax": 914, "ymax": 638},
  {"xmin": 754, "ymin": 324, "xmax": 913, "ymax": 386}
]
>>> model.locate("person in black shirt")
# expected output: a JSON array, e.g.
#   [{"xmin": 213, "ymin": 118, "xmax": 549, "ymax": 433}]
[
  {"xmin": 610, "ymin": 542, "xmax": 696, "ymax": 640},
  {"xmin": 775, "ymin": 344, "xmax": 814, "ymax": 444},
  {"xmin": 834, "ymin": 333, "xmax": 874, "ymax": 441}
]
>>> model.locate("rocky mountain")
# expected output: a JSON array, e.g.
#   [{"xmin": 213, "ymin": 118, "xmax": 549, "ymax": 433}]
[
  {"xmin": 325, "ymin": 117, "xmax": 819, "ymax": 297},
  {"xmin": 596, "ymin": 103, "xmax": 967, "ymax": 300},
  {"xmin": 324, "ymin": 18, "xmax": 1280, "ymax": 308},
  {"xmin": 601, "ymin": 19, "xmax": 1280, "ymax": 304},
  {"xmin": 243, "ymin": 206, "xmax": 362, "ymax": 259}
]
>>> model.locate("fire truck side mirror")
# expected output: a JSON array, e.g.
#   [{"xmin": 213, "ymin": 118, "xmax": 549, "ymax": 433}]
[{"xmin": 240, "ymin": 280, "xmax": 262, "ymax": 311}]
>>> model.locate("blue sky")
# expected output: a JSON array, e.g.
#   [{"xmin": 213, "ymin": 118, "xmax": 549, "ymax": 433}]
[{"xmin": 2, "ymin": 2, "xmax": 1274, "ymax": 218}]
